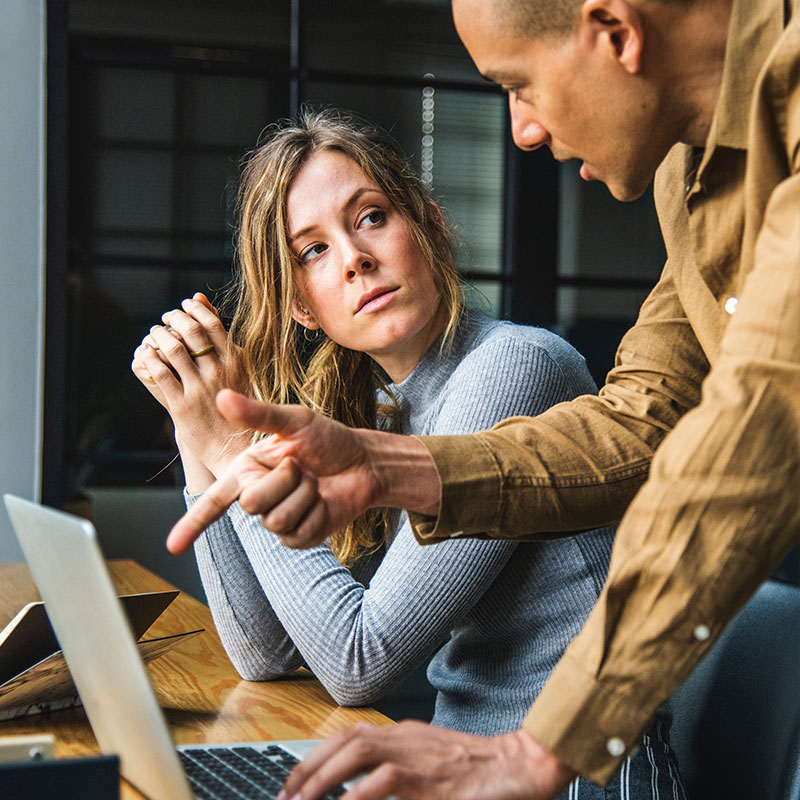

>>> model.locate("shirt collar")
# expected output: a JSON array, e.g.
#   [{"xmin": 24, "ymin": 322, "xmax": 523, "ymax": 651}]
[{"xmin": 705, "ymin": 0, "xmax": 785, "ymax": 151}]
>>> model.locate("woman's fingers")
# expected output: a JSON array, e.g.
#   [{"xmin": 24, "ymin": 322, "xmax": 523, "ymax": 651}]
[
  {"xmin": 136, "ymin": 342, "xmax": 183, "ymax": 401},
  {"xmin": 192, "ymin": 291, "xmax": 216, "ymax": 313},
  {"xmin": 148, "ymin": 323, "xmax": 198, "ymax": 374},
  {"xmin": 158, "ymin": 309, "xmax": 216, "ymax": 359},
  {"xmin": 182, "ymin": 294, "xmax": 228, "ymax": 348},
  {"xmin": 131, "ymin": 346, "xmax": 156, "ymax": 384},
  {"xmin": 160, "ymin": 295, "xmax": 228, "ymax": 357}
]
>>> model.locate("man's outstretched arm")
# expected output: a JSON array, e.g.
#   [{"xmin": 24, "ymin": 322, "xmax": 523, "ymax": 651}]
[{"xmin": 167, "ymin": 388, "xmax": 441, "ymax": 553}]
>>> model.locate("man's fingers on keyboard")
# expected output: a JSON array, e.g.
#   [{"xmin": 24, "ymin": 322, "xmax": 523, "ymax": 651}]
[
  {"xmin": 166, "ymin": 471, "xmax": 242, "ymax": 553},
  {"xmin": 282, "ymin": 729, "xmax": 356, "ymax": 797},
  {"xmin": 283, "ymin": 725, "xmax": 380, "ymax": 800}
]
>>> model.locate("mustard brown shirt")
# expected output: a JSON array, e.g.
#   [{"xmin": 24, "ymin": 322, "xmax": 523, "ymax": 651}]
[{"xmin": 410, "ymin": 0, "xmax": 800, "ymax": 784}]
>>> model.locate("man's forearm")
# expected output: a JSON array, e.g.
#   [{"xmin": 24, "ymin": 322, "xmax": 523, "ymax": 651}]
[{"xmin": 363, "ymin": 429, "xmax": 442, "ymax": 517}]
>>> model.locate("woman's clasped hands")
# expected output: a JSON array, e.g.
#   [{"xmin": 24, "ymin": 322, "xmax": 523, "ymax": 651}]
[{"xmin": 131, "ymin": 292, "xmax": 250, "ymax": 487}]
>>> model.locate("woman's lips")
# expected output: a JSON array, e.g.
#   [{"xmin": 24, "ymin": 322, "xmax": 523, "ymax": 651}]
[{"xmin": 358, "ymin": 288, "xmax": 398, "ymax": 314}]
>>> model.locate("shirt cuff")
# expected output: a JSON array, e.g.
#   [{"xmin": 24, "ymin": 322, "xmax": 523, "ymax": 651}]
[
  {"xmin": 522, "ymin": 651, "xmax": 657, "ymax": 786},
  {"xmin": 407, "ymin": 434, "xmax": 504, "ymax": 543}
]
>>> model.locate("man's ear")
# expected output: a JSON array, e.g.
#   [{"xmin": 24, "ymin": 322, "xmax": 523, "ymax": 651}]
[
  {"xmin": 578, "ymin": 0, "xmax": 644, "ymax": 74},
  {"xmin": 290, "ymin": 301, "xmax": 321, "ymax": 330}
]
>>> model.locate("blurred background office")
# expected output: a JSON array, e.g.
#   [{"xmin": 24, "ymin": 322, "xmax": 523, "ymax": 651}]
[{"xmin": 3, "ymin": 0, "xmax": 797, "ymax": 724}]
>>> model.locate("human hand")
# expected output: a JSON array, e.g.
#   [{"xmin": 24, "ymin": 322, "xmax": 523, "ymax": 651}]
[
  {"xmin": 131, "ymin": 293, "xmax": 249, "ymax": 477},
  {"xmin": 166, "ymin": 389, "xmax": 439, "ymax": 554},
  {"xmin": 165, "ymin": 389, "xmax": 381, "ymax": 553},
  {"xmin": 277, "ymin": 721, "xmax": 576, "ymax": 800}
]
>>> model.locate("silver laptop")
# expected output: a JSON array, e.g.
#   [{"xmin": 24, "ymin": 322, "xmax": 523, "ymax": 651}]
[{"xmin": 3, "ymin": 494, "xmax": 355, "ymax": 800}]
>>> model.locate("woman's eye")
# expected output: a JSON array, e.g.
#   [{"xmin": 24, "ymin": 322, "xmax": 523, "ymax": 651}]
[
  {"xmin": 300, "ymin": 243, "xmax": 327, "ymax": 262},
  {"xmin": 361, "ymin": 210, "xmax": 385, "ymax": 228}
]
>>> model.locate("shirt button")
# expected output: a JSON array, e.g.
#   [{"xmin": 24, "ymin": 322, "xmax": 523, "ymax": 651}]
[
  {"xmin": 724, "ymin": 296, "xmax": 738, "ymax": 315},
  {"xmin": 694, "ymin": 624, "xmax": 711, "ymax": 641},
  {"xmin": 606, "ymin": 737, "xmax": 626, "ymax": 757}
]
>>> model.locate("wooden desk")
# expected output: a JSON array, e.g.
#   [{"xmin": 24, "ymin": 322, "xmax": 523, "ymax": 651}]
[{"xmin": 0, "ymin": 560, "xmax": 391, "ymax": 798}]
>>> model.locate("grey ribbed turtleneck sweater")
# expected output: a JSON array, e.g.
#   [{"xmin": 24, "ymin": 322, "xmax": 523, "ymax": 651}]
[{"xmin": 189, "ymin": 309, "xmax": 614, "ymax": 734}]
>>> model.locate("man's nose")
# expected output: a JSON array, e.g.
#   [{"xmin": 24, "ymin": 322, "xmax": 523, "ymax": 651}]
[{"xmin": 509, "ymin": 97, "xmax": 549, "ymax": 151}]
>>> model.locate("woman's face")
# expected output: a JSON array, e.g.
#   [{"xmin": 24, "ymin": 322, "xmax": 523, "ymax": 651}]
[{"xmin": 287, "ymin": 149, "xmax": 446, "ymax": 383}]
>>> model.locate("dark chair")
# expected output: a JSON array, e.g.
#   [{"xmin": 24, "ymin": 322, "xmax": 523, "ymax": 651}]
[{"xmin": 669, "ymin": 579, "xmax": 800, "ymax": 800}]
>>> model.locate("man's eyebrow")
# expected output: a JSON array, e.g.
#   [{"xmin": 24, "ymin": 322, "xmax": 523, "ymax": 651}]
[
  {"xmin": 480, "ymin": 70, "xmax": 514, "ymax": 85},
  {"xmin": 288, "ymin": 186, "xmax": 383, "ymax": 243}
]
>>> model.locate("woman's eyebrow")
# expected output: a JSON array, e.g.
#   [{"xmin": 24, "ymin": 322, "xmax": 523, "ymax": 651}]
[
  {"xmin": 289, "ymin": 187, "xmax": 383, "ymax": 243},
  {"xmin": 343, "ymin": 186, "xmax": 382, "ymax": 210}
]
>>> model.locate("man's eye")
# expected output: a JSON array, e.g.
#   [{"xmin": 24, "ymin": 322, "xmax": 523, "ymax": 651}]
[{"xmin": 301, "ymin": 243, "xmax": 327, "ymax": 262}]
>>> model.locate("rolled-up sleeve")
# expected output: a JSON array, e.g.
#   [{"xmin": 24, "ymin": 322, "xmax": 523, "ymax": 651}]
[
  {"xmin": 410, "ymin": 253, "xmax": 708, "ymax": 541},
  {"xmin": 524, "ymin": 166, "xmax": 800, "ymax": 783}
]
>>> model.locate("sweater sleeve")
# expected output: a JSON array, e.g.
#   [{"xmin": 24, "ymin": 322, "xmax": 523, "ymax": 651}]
[
  {"xmin": 198, "ymin": 331, "xmax": 597, "ymax": 706},
  {"xmin": 189, "ymin": 493, "xmax": 304, "ymax": 678}
]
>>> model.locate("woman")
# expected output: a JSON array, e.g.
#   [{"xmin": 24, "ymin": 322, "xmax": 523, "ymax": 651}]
[{"xmin": 132, "ymin": 109, "xmax": 684, "ymax": 798}]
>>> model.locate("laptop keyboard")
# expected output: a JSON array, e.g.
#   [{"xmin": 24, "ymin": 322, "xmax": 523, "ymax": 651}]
[{"xmin": 178, "ymin": 745, "xmax": 347, "ymax": 800}]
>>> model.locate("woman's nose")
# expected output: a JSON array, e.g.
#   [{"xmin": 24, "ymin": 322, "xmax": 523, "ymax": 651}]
[{"xmin": 343, "ymin": 242, "xmax": 375, "ymax": 280}]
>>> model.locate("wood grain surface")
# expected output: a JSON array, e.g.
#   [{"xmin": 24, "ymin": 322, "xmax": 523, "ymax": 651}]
[{"xmin": 0, "ymin": 560, "xmax": 392, "ymax": 798}]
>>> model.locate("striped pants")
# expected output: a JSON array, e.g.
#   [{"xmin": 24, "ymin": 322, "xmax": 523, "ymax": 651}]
[{"xmin": 556, "ymin": 719, "xmax": 688, "ymax": 800}]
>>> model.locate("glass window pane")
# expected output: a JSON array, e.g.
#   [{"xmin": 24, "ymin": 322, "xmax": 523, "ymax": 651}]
[
  {"xmin": 558, "ymin": 161, "xmax": 665, "ymax": 282},
  {"xmin": 304, "ymin": 0, "xmax": 478, "ymax": 82},
  {"xmin": 464, "ymin": 281, "xmax": 503, "ymax": 319},
  {"xmin": 70, "ymin": 1, "xmax": 287, "ymax": 51},
  {"xmin": 178, "ymin": 152, "xmax": 240, "ymax": 239},
  {"xmin": 558, "ymin": 286, "xmax": 652, "ymax": 385},
  {"xmin": 66, "ymin": 266, "xmax": 231, "ymax": 489},
  {"xmin": 92, "ymin": 149, "xmax": 174, "ymax": 232},
  {"xmin": 87, "ymin": 68, "xmax": 176, "ymax": 142},
  {"xmin": 430, "ymin": 90, "xmax": 505, "ymax": 275},
  {"xmin": 182, "ymin": 74, "xmax": 284, "ymax": 147}
]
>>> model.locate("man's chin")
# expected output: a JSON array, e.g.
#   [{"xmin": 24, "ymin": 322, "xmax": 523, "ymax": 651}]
[{"xmin": 604, "ymin": 175, "xmax": 651, "ymax": 203}]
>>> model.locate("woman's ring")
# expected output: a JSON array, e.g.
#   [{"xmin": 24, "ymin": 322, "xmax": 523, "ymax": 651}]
[{"xmin": 189, "ymin": 344, "xmax": 215, "ymax": 358}]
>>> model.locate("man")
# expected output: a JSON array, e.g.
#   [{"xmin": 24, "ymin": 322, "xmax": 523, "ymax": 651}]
[{"xmin": 170, "ymin": 0, "xmax": 800, "ymax": 796}]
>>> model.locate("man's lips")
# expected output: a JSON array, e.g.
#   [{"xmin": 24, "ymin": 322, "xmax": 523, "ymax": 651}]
[{"xmin": 357, "ymin": 287, "xmax": 398, "ymax": 314}]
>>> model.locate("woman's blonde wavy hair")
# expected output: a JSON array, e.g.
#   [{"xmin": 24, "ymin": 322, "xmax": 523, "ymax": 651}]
[{"xmin": 229, "ymin": 107, "xmax": 463, "ymax": 566}]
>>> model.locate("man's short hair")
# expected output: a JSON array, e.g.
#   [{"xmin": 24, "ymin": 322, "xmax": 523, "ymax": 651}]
[
  {"xmin": 492, "ymin": 0, "xmax": 584, "ymax": 40},
  {"xmin": 494, "ymin": 0, "xmax": 697, "ymax": 41}
]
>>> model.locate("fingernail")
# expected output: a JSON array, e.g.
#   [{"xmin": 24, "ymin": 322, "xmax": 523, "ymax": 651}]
[{"xmin": 275, "ymin": 792, "xmax": 286, "ymax": 800}]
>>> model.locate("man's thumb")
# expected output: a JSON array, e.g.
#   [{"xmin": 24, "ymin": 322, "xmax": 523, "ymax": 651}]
[{"xmin": 215, "ymin": 389, "xmax": 305, "ymax": 436}]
